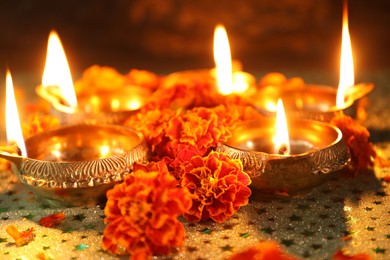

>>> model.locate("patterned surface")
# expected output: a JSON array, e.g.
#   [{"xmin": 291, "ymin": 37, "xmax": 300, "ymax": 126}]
[
  {"xmin": 0, "ymin": 70, "xmax": 389, "ymax": 259},
  {"xmin": 0, "ymin": 156, "xmax": 389, "ymax": 259}
]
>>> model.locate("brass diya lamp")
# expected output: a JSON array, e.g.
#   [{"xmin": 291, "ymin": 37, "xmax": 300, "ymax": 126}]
[
  {"xmin": 3, "ymin": 70, "xmax": 150, "ymax": 206},
  {"xmin": 36, "ymin": 31, "xmax": 150, "ymax": 125},
  {"xmin": 0, "ymin": 124, "xmax": 150, "ymax": 207},
  {"xmin": 217, "ymin": 99, "xmax": 350, "ymax": 194},
  {"xmin": 36, "ymin": 83, "xmax": 151, "ymax": 125},
  {"xmin": 255, "ymin": 2, "xmax": 373, "ymax": 122},
  {"xmin": 254, "ymin": 82, "xmax": 373, "ymax": 122}
]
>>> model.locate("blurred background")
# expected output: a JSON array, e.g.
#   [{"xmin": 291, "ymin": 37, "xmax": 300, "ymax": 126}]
[
  {"xmin": 0, "ymin": 0, "xmax": 389, "ymax": 141},
  {"xmin": 1, "ymin": 0, "xmax": 389, "ymax": 78}
]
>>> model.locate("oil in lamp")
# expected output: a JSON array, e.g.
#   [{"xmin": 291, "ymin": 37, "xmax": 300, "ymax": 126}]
[{"xmin": 217, "ymin": 98, "xmax": 350, "ymax": 194}]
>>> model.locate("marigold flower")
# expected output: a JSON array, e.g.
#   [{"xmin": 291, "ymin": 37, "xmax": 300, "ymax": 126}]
[
  {"xmin": 22, "ymin": 114, "xmax": 60, "ymax": 139},
  {"xmin": 102, "ymin": 161, "xmax": 192, "ymax": 259},
  {"xmin": 331, "ymin": 114, "xmax": 376, "ymax": 172},
  {"xmin": 258, "ymin": 72, "xmax": 304, "ymax": 90},
  {"xmin": 166, "ymin": 106, "xmax": 233, "ymax": 150},
  {"xmin": 74, "ymin": 65, "xmax": 126, "ymax": 95},
  {"xmin": 39, "ymin": 212, "xmax": 65, "ymax": 227},
  {"xmin": 143, "ymin": 84, "xmax": 198, "ymax": 111},
  {"xmin": 162, "ymin": 141, "xmax": 207, "ymax": 172},
  {"xmin": 229, "ymin": 240, "xmax": 299, "ymax": 260},
  {"xmin": 179, "ymin": 152, "xmax": 251, "ymax": 223},
  {"xmin": 6, "ymin": 225, "xmax": 35, "ymax": 247},
  {"xmin": 144, "ymin": 80, "xmax": 224, "ymax": 111},
  {"xmin": 126, "ymin": 69, "xmax": 161, "ymax": 91},
  {"xmin": 333, "ymin": 250, "xmax": 371, "ymax": 260},
  {"xmin": 124, "ymin": 108, "xmax": 177, "ymax": 154}
]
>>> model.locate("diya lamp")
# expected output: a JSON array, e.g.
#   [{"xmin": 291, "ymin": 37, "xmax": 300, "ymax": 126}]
[
  {"xmin": 162, "ymin": 24, "xmax": 256, "ymax": 96},
  {"xmin": 1, "ymin": 71, "xmax": 150, "ymax": 206},
  {"xmin": 254, "ymin": 1, "xmax": 373, "ymax": 122},
  {"xmin": 36, "ymin": 31, "xmax": 151, "ymax": 125},
  {"xmin": 217, "ymin": 99, "xmax": 350, "ymax": 194}
]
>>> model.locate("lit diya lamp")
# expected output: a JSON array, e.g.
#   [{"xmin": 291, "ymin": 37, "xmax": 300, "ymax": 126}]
[
  {"xmin": 162, "ymin": 24, "xmax": 256, "ymax": 96},
  {"xmin": 254, "ymin": 1, "xmax": 373, "ymax": 121},
  {"xmin": 217, "ymin": 99, "xmax": 350, "ymax": 194},
  {"xmin": 36, "ymin": 31, "xmax": 151, "ymax": 125},
  {"xmin": 1, "ymin": 71, "xmax": 150, "ymax": 206}
]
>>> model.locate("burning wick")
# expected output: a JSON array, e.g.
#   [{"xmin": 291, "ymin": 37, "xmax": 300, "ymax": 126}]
[
  {"xmin": 277, "ymin": 145, "xmax": 289, "ymax": 155},
  {"xmin": 273, "ymin": 99, "xmax": 291, "ymax": 155},
  {"xmin": 0, "ymin": 145, "xmax": 22, "ymax": 156}
]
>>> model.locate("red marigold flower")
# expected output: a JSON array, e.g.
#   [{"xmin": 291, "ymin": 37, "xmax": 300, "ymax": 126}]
[
  {"xmin": 179, "ymin": 152, "xmax": 251, "ymax": 223},
  {"xmin": 39, "ymin": 212, "xmax": 65, "ymax": 228},
  {"xmin": 331, "ymin": 114, "xmax": 376, "ymax": 172},
  {"xmin": 163, "ymin": 141, "xmax": 208, "ymax": 172},
  {"xmin": 229, "ymin": 240, "xmax": 299, "ymax": 260},
  {"xmin": 6, "ymin": 225, "xmax": 35, "ymax": 247},
  {"xmin": 102, "ymin": 161, "xmax": 192, "ymax": 258},
  {"xmin": 333, "ymin": 250, "xmax": 371, "ymax": 260}
]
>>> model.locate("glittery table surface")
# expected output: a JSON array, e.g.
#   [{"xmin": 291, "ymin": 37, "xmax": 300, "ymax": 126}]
[{"xmin": 0, "ymin": 70, "xmax": 390, "ymax": 259}]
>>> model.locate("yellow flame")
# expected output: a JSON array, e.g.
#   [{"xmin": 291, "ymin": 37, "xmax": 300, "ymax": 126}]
[
  {"xmin": 214, "ymin": 24, "xmax": 234, "ymax": 95},
  {"xmin": 42, "ymin": 30, "xmax": 77, "ymax": 108},
  {"xmin": 111, "ymin": 99, "xmax": 120, "ymax": 111},
  {"xmin": 5, "ymin": 70, "xmax": 27, "ymax": 157},
  {"xmin": 265, "ymin": 100, "xmax": 277, "ymax": 112},
  {"xmin": 336, "ymin": 0, "xmax": 354, "ymax": 108},
  {"xmin": 232, "ymin": 72, "xmax": 249, "ymax": 93},
  {"xmin": 273, "ymin": 99, "xmax": 290, "ymax": 155}
]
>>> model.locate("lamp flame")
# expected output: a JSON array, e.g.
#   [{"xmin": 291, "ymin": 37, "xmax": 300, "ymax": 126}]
[
  {"xmin": 336, "ymin": 0, "xmax": 354, "ymax": 108},
  {"xmin": 5, "ymin": 70, "xmax": 27, "ymax": 157},
  {"xmin": 273, "ymin": 99, "xmax": 290, "ymax": 155},
  {"xmin": 42, "ymin": 30, "xmax": 77, "ymax": 108},
  {"xmin": 214, "ymin": 24, "xmax": 234, "ymax": 95}
]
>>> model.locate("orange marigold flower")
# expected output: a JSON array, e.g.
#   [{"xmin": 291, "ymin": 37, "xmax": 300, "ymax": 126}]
[
  {"xmin": 333, "ymin": 250, "xmax": 371, "ymax": 260},
  {"xmin": 124, "ymin": 108, "xmax": 177, "ymax": 154},
  {"xmin": 6, "ymin": 225, "xmax": 35, "ymax": 247},
  {"xmin": 331, "ymin": 114, "xmax": 376, "ymax": 172},
  {"xmin": 258, "ymin": 72, "xmax": 305, "ymax": 90},
  {"xmin": 166, "ymin": 106, "xmax": 232, "ymax": 150},
  {"xmin": 22, "ymin": 114, "xmax": 60, "ymax": 139},
  {"xmin": 144, "ymin": 81, "xmax": 223, "ymax": 111},
  {"xmin": 143, "ymin": 84, "xmax": 198, "ymax": 111},
  {"xmin": 179, "ymin": 152, "xmax": 251, "ymax": 223},
  {"xmin": 163, "ymin": 141, "xmax": 208, "ymax": 171},
  {"xmin": 229, "ymin": 240, "xmax": 299, "ymax": 260},
  {"xmin": 126, "ymin": 69, "xmax": 161, "ymax": 91},
  {"xmin": 74, "ymin": 65, "xmax": 126, "ymax": 95},
  {"xmin": 102, "ymin": 161, "xmax": 192, "ymax": 259},
  {"xmin": 39, "ymin": 212, "xmax": 65, "ymax": 228}
]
